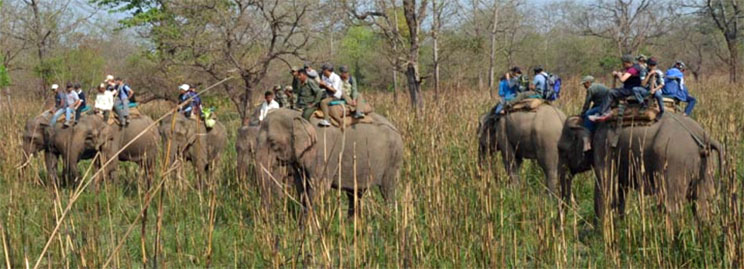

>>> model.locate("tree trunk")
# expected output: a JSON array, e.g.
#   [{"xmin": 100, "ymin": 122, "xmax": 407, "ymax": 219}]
[
  {"xmin": 392, "ymin": 69, "xmax": 398, "ymax": 103},
  {"xmin": 406, "ymin": 64, "xmax": 423, "ymax": 110},
  {"xmin": 488, "ymin": 4, "xmax": 500, "ymax": 99},
  {"xmin": 240, "ymin": 76, "xmax": 254, "ymax": 126},
  {"xmin": 726, "ymin": 38, "xmax": 738, "ymax": 83},
  {"xmin": 432, "ymin": 0, "xmax": 441, "ymax": 100}
]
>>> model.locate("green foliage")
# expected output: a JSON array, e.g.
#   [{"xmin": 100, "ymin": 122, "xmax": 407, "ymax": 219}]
[
  {"xmin": 0, "ymin": 56, "xmax": 10, "ymax": 87},
  {"xmin": 34, "ymin": 47, "xmax": 105, "ymax": 87}
]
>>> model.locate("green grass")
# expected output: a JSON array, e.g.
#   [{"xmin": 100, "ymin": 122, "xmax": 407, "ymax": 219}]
[{"xmin": 0, "ymin": 77, "xmax": 742, "ymax": 267}]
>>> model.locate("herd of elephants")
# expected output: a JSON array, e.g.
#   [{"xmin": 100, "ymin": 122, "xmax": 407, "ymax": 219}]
[{"xmin": 20, "ymin": 98, "xmax": 723, "ymax": 223}]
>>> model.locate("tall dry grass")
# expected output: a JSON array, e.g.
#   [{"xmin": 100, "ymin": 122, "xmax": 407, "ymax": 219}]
[{"xmin": 0, "ymin": 76, "xmax": 741, "ymax": 267}]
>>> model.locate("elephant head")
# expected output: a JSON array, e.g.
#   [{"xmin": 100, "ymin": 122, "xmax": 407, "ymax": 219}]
[
  {"xmin": 254, "ymin": 109, "xmax": 316, "ymax": 206},
  {"xmin": 558, "ymin": 116, "xmax": 593, "ymax": 174},
  {"xmin": 20, "ymin": 113, "xmax": 50, "ymax": 167},
  {"xmin": 159, "ymin": 114, "xmax": 197, "ymax": 164},
  {"xmin": 477, "ymin": 113, "xmax": 498, "ymax": 168},
  {"xmin": 236, "ymin": 124, "xmax": 260, "ymax": 179}
]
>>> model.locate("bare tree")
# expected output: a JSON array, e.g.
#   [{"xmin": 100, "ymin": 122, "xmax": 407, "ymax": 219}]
[
  {"xmin": 575, "ymin": 0, "xmax": 675, "ymax": 55},
  {"xmin": 348, "ymin": 0, "xmax": 428, "ymax": 111},
  {"xmin": 698, "ymin": 0, "xmax": 742, "ymax": 83},
  {"xmin": 98, "ymin": 0, "xmax": 316, "ymax": 124},
  {"xmin": 431, "ymin": 0, "xmax": 445, "ymax": 99}
]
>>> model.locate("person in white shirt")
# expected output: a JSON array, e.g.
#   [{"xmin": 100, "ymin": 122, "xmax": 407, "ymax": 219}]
[
  {"xmin": 318, "ymin": 63, "xmax": 353, "ymax": 127},
  {"xmin": 259, "ymin": 90, "xmax": 280, "ymax": 122},
  {"xmin": 94, "ymin": 83, "xmax": 115, "ymax": 121}
]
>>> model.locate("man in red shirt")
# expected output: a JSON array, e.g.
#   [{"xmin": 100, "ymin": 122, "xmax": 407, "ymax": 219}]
[{"xmin": 590, "ymin": 54, "xmax": 644, "ymax": 122}]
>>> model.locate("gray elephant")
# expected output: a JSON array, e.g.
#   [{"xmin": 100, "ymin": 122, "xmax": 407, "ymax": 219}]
[
  {"xmin": 478, "ymin": 104, "xmax": 567, "ymax": 193},
  {"xmin": 76, "ymin": 114, "xmax": 161, "ymax": 181},
  {"xmin": 254, "ymin": 108, "xmax": 403, "ymax": 217},
  {"xmin": 159, "ymin": 113, "xmax": 227, "ymax": 183},
  {"xmin": 20, "ymin": 112, "xmax": 92, "ymax": 185},
  {"xmin": 236, "ymin": 124, "xmax": 260, "ymax": 180},
  {"xmin": 558, "ymin": 114, "xmax": 723, "ymax": 222}
]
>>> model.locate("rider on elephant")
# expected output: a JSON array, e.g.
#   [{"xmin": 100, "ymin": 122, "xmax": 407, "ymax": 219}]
[
  {"xmin": 492, "ymin": 66, "xmax": 540, "ymax": 116},
  {"xmin": 339, "ymin": 65, "xmax": 365, "ymax": 119},
  {"xmin": 318, "ymin": 63, "xmax": 354, "ymax": 127},
  {"xmin": 579, "ymin": 75, "xmax": 610, "ymax": 132},
  {"xmin": 295, "ymin": 68, "xmax": 324, "ymax": 120},
  {"xmin": 273, "ymin": 85, "xmax": 288, "ymax": 107},
  {"xmin": 591, "ymin": 54, "xmax": 648, "ymax": 122}
]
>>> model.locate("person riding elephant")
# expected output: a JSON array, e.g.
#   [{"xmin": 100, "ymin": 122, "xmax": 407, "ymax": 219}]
[
  {"xmin": 159, "ymin": 113, "xmax": 227, "ymax": 185},
  {"xmin": 478, "ymin": 103, "xmax": 567, "ymax": 194},
  {"xmin": 254, "ymin": 108, "xmax": 403, "ymax": 217},
  {"xmin": 558, "ymin": 114, "xmax": 723, "ymax": 223}
]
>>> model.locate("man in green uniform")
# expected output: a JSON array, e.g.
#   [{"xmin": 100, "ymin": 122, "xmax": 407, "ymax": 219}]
[
  {"xmin": 579, "ymin": 75, "xmax": 610, "ymax": 132},
  {"xmin": 339, "ymin": 65, "xmax": 365, "ymax": 118},
  {"xmin": 284, "ymin": 86, "xmax": 296, "ymax": 109},
  {"xmin": 273, "ymin": 84, "xmax": 288, "ymax": 107},
  {"xmin": 295, "ymin": 69, "xmax": 324, "ymax": 120}
]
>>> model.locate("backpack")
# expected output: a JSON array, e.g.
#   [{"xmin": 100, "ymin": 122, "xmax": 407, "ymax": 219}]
[{"xmin": 541, "ymin": 73, "xmax": 561, "ymax": 101}]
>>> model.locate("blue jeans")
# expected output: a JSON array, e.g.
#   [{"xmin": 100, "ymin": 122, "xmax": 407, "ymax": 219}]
[
  {"xmin": 114, "ymin": 98, "xmax": 129, "ymax": 123},
  {"xmin": 682, "ymin": 95, "xmax": 696, "ymax": 116},
  {"xmin": 631, "ymin": 87, "xmax": 665, "ymax": 115},
  {"xmin": 582, "ymin": 107, "xmax": 601, "ymax": 132},
  {"xmin": 50, "ymin": 108, "xmax": 73, "ymax": 126}
]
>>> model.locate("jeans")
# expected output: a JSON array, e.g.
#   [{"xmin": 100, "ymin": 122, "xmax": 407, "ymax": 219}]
[
  {"xmin": 50, "ymin": 108, "xmax": 73, "ymax": 126},
  {"xmin": 114, "ymin": 98, "xmax": 129, "ymax": 123},
  {"xmin": 599, "ymin": 87, "xmax": 634, "ymax": 114},
  {"xmin": 633, "ymin": 87, "xmax": 665, "ymax": 115},
  {"xmin": 75, "ymin": 106, "xmax": 84, "ymax": 122},
  {"xmin": 582, "ymin": 106, "xmax": 601, "ymax": 132},
  {"xmin": 682, "ymin": 95, "xmax": 696, "ymax": 116}
]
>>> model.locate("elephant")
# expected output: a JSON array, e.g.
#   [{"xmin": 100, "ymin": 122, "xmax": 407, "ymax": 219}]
[
  {"xmin": 20, "ymin": 111, "xmax": 95, "ymax": 185},
  {"xmin": 558, "ymin": 113, "xmax": 723, "ymax": 222},
  {"xmin": 254, "ymin": 108, "xmax": 403, "ymax": 217},
  {"xmin": 22, "ymin": 112, "xmax": 160, "ymax": 186},
  {"xmin": 236, "ymin": 124, "xmax": 260, "ymax": 180},
  {"xmin": 56, "ymin": 114, "xmax": 160, "ymax": 185},
  {"xmin": 477, "ymin": 104, "xmax": 567, "ymax": 193},
  {"xmin": 159, "ymin": 113, "xmax": 227, "ymax": 183}
]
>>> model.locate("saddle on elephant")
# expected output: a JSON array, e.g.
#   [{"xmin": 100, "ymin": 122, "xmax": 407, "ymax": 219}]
[
  {"xmin": 606, "ymin": 96, "xmax": 678, "ymax": 127},
  {"xmin": 312, "ymin": 101, "xmax": 374, "ymax": 128},
  {"xmin": 93, "ymin": 107, "xmax": 142, "ymax": 125},
  {"xmin": 505, "ymin": 98, "xmax": 546, "ymax": 113}
]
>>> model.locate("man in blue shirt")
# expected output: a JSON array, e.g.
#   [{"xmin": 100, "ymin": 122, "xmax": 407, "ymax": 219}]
[
  {"xmin": 531, "ymin": 66, "xmax": 549, "ymax": 97},
  {"xmin": 112, "ymin": 77, "xmax": 133, "ymax": 126},
  {"xmin": 664, "ymin": 61, "xmax": 696, "ymax": 116}
]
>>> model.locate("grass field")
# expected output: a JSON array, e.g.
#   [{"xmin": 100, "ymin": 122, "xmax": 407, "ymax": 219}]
[{"xmin": 0, "ymin": 77, "xmax": 742, "ymax": 267}]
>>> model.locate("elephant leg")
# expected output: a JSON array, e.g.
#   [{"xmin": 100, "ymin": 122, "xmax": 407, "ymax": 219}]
[
  {"xmin": 44, "ymin": 152, "xmax": 59, "ymax": 186},
  {"xmin": 380, "ymin": 168, "xmax": 398, "ymax": 206},
  {"xmin": 538, "ymin": 153, "xmax": 560, "ymax": 196},
  {"xmin": 500, "ymin": 148, "xmax": 522, "ymax": 185},
  {"xmin": 346, "ymin": 190, "xmax": 366, "ymax": 218},
  {"xmin": 693, "ymin": 155, "xmax": 717, "ymax": 222},
  {"xmin": 593, "ymin": 161, "xmax": 614, "ymax": 224},
  {"xmin": 63, "ymin": 157, "xmax": 79, "ymax": 187}
]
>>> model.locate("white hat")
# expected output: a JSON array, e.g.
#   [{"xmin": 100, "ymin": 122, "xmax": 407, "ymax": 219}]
[
  {"xmin": 51, "ymin": 84, "xmax": 59, "ymax": 90},
  {"xmin": 179, "ymin": 84, "xmax": 190, "ymax": 91},
  {"xmin": 99, "ymin": 83, "xmax": 106, "ymax": 89},
  {"xmin": 105, "ymin": 75, "xmax": 114, "ymax": 82}
]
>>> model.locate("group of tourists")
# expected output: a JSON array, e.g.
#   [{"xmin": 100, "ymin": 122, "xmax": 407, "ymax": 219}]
[
  {"xmin": 258, "ymin": 63, "xmax": 364, "ymax": 127},
  {"xmin": 49, "ymin": 75, "xmax": 133, "ymax": 127},
  {"xmin": 492, "ymin": 54, "xmax": 696, "ymax": 132},
  {"xmin": 586, "ymin": 54, "xmax": 695, "ymax": 123}
]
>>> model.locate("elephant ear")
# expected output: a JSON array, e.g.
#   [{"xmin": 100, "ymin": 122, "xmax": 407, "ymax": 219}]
[{"xmin": 291, "ymin": 117, "xmax": 317, "ymax": 161}]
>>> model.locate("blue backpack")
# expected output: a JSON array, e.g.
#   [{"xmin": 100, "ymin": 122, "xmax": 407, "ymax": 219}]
[{"xmin": 541, "ymin": 73, "xmax": 562, "ymax": 101}]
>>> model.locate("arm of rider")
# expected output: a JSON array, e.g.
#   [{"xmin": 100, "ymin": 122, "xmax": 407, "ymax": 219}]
[
  {"xmin": 615, "ymin": 71, "xmax": 632, "ymax": 82},
  {"xmin": 581, "ymin": 94, "xmax": 592, "ymax": 115}
]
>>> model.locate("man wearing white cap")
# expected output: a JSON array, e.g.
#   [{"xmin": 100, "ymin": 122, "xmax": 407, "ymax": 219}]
[
  {"xmin": 178, "ymin": 84, "xmax": 193, "ymax": 117},
  {"xmin": 49, "ymin": 83, "xmax": 76, "ymax": 127}
]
